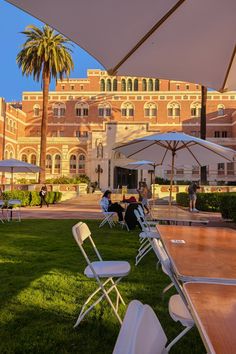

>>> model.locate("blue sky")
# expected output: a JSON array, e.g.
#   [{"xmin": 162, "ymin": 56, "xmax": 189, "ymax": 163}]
[{"xmin": 0, "ymin": 1, "xmax": 104, "ymax": 102}]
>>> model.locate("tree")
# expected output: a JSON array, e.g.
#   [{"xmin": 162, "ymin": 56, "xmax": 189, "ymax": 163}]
[
  {"xmin": 17, "ymin": 25, "xmax": 74, "ymax": 183},
  {"xmin": 200, "ymin": 86, "xmax": 207, "ymax": 184}
]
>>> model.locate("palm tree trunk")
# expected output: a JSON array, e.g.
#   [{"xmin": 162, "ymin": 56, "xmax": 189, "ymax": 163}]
[
  {"xmin": 200, "ymin": 86, "xmax": 207, "ymax": 184},
  {"xmin": 39, "ymin": 69, "xmax": 49, "ymax": 183}
]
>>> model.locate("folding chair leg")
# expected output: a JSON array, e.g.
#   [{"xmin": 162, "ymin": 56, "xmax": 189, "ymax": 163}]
[
  {"xmin": 74, "ymin": 277, "xmax": 123, "ymax": 328},
  {"xmin": 135, "ymin": 240, "xmax": 153, "ymax": 265},
  {"xmin": 162, "ymin": 282, "xmax": 174, "ymax": 294},
  {"xmin": 166, "ymin": 325, "xmax": 194, "ymax": 352}
]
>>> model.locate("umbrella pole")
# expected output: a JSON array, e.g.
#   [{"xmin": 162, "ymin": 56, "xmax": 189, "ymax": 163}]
[{"xmin": 169, "ymin": 152, "xmax": 175, "ymax": 206}]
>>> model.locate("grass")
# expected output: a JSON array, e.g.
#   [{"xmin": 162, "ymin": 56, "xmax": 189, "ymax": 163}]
[{"xmin": 0, "ymin": 220, "xmax": 204, "ymax": 354}]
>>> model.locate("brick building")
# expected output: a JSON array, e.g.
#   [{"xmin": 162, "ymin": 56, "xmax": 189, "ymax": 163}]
[{"xmin": 0, "ymin": 69, "xmax": 236, "ymax": 189}]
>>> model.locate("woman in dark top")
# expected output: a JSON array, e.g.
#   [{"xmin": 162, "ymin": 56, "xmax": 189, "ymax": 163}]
[{"xmin": 100, "ymin": 190, "xmax": 124, "ymax": 222}]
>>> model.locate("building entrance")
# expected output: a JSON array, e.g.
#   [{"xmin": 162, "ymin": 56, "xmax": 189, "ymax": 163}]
[{"xmin": 113, "ymin": 167, "xmax": 138, "ymax": 189}]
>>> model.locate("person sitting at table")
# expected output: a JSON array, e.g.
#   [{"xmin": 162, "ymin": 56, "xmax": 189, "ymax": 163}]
[{"xmin": 100, "ymin": 190, "xmax": 124, "ymax": 223}]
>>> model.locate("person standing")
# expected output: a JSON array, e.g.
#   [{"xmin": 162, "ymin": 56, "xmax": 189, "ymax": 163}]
[
  {"xmin": 39, "ymin": 185, "xmax": 49, "ymax": 208},
  {"xmin": 188, "ymin": 182, "xmax": 200, "ymax": 212},
  {"xmin": 137, "ymin": 182, "xmax": 150, "ymax": 214}
]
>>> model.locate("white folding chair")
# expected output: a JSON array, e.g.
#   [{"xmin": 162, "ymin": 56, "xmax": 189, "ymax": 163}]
[
  {"xmin": 134, "ymin": 207, "xmax": 160, "ymax": 266},
  {"xmin": 99, "ymin": 201, "xmax": 116, "ymax": 228},
  {"xmin": 72, "ymin": 222, "xmax": 131, "ymax": 327},
  {"xmin": 7, "ymin": 199, "xmax": 22, "ymax": 222},
  {"xmin": 113, "ymin": 299, "xmax": 193, "ymax": 354},
  {"xmin": 0, "ymin": 200, "xmax": 5, "ymax": 223}
]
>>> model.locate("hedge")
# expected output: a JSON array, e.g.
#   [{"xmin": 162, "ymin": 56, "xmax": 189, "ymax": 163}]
[
  {"xmin": 1, "ymin": 191, "xmax": 62, "ymax": 206},
  {"xmin": 176, "ymin": 192, "xmax": 236, "ymax": 221}
]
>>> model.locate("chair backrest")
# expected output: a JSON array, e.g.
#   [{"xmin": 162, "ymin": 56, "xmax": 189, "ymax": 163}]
[
  {"xmin": 72, "ymin": 222, "xmax": 91, "ymax": 246},
  {"xmin": 113, "ymin": 300, "xmax": 167, "ymax": 354},
  {"xmin": 72, "ymin": 222, "xmax": 103, "ymax": 262},
  {"xmin": 8, "ymin": 199, "xmax": 21, "ymax": 206},
  {"xmin": 134, "ymin": 208, "xmax": 150, "ymax": 232},
  {"xmin": 152, "ymin": 239, "xmax": 172, "ymax": 277},
  {"xmin": 99, "ymin": 199, "xmax": 108, "ymax": 213}
]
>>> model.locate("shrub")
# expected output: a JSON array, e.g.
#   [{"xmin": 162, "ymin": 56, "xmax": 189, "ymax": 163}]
[
  {"xmin": 45, "ymin": 175, "xmax": 90, "ymax": 184},
  {"xmin": 219, "ymin": 193, "xmax": 236, "ymax": 219},
  {"xmin": 176, "ymin": 192, "xmax": 236, "ymax": 217},
  {"xmin": 2, "ymin": 190, "xmax": 62, "ymax": 206}
]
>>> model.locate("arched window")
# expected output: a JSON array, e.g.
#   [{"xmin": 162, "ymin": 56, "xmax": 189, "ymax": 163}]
[
  {"xmin": 167, "ymin": 102, "xmax": 180, "ymax": 117},
  {"xmin": 78, "ymin": 154, "xmax": 86, "ymax": 172},
  {"xmin": 6, "ymin": 118, "xmax": 9, "ymax": 131},
  {"xmin": 121, "ymin": 102, "xmax": 134, "ymax": 117},
  {"xmin": 134, "ymin": 79, "xmax": 139, "ymax": 91},
  {"xmin": 155, "ymin": 79, "xmax": 160, "ymax": 91},
  {"xmin": 190, "ymin": 102, "xmax": 201, "ymax": 117},
  {"xmin": 75, "ymin": 102, "xmax": 89, "ymax": 117},
  {"xmin": 31, "ymin": 154, "xmax": 37, "ymax": 165},
  {"xmin": 113, "ymin": 79, "xmax": 118, "ymax": 91},
  {"xmin": 144, "ymin": 102, "xmax": 157, "ymax": 117},
  {"xmin": 142, "ymin": 79, "xmax": 147, "ymax": 91},
  {"xmin": 127, "ymin": 79, "xmax": 132, "ymax": 91},
  {"xmin": 217, "ymin": 104, "xmax": 225, "ymax": 116},
  {"xmin": 98, "ymin": 103, "xmax": 111, "ymax": 117},
  {"xmin": 33, "ymin": 104, "xmax": 40, "ymax": 117},
  {"xmin": 5, "ymin": 150, "xmax": 8, "ymax": 159},
  {"xmin": 148, "ymin": 79, "xmax": 153, "ymax": 91},
  {"xmin": 9, "ymin": 120, "xmax": 13, "ymax": 132},
  {"xmin": 22, "ymin": 154, "xmax": 28, "ymax": 163},
  {"xmin": 46, "ymin": 154, "xmax": 52, "ymax": 173},
  {"xmin": 100, "ymin": 79, "xmax": 105, "ymax": 91},
  {"xmin": 54, "ymin": 154, "xmax": 61, "ymax": 173},
  {"xmin": 70, "ymin": 155, "xmax": 77, "ymax": 173},
  {"xmin": 121, "ymin": 79, "xmax": 126, "ymax": 91},
  {"xmin": 9, "ymin": 151, "xmax": 13, "ymax": 159},
  {"xmin": 106, "ymin": 79, "xmax": 112, "ymax": 92},
  {"xmin": 13, "ymin": 121, "xmax": 16, "ymax": 133},
  {"xmin": 53, "ymin": 102, "xmax": 66, "ymax": 117}
]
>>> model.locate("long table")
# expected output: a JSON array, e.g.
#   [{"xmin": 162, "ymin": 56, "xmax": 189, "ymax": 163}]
[
  {"xmin": 157, "ymin": 225, "xmax": 236, "ymax": 283},
  {"xmin": 183, "ymin": 282, "xmax": 236, "ymax": 354},
  {"xmin": 151, "ymin": 205, "xmax": 209, "ymax": 225}
]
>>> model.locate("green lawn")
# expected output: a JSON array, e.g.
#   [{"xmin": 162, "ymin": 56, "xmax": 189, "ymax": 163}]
[{"xmin": 0, "ymin": 220, "xmax": 204, "ymax": 354}]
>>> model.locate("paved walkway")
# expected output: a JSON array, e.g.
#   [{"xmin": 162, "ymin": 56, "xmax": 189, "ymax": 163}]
[{"xmin": 11, "ymin": 198, "xmax": 235, "ymax": 229}]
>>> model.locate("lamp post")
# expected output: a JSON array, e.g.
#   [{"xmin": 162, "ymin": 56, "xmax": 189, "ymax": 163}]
[{"xmin": 95, "ymin": 164, "xmax": 103, "ymax": 188}]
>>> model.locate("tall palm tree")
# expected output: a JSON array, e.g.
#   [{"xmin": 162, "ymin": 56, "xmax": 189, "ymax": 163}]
[
  {"xmin": 200, "ymin": 86, "xmax": 207, "ymax": 184},
  {"xmin": 17, "ymin": 25, "xmax": 74, "ymax": 183}
]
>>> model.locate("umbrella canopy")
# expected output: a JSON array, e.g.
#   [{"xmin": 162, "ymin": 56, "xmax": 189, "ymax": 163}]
[
  {"xmin": 6, "ymin": 0, "xmax": 236, "ymax": 91},
  {"xmin": 124, "ymin": 160, "xmax": 157, "ymax": 170},
  {"xmin": 114, "ymin": 132, "xmax": 235, "ymax": 204},
  {"xmin": 0, "ymin": 159, "xmax": 40, "ymax": 190}
]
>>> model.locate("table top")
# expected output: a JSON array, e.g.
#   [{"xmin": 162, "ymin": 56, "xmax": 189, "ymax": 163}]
[
  {"xmin": 183, "ymin": 282, "xmax": 236, "ymax": 354},
  {"xmin": 157, "ymin": 225, "xmax": 236, "ymax": 283},
  {"xmin": 151, "ymin": 205, "xmax": 209, "ymax": 224}
]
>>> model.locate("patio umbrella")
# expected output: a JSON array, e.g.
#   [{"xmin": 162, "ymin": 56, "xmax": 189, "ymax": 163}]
[
  {"xmin": 124, "ymin": 160, "xmax": 174, "ymax": 184},
  {"xmin": 0, "ymin": 159, "xmax": 40, "ymax": 191},
  {"xmin": 114, "ymin": 132, "xmax": 235, "ymax": 204},
  {"xmin": 6, "ymin": 0, "xmax": 236, "ymax": 91}
]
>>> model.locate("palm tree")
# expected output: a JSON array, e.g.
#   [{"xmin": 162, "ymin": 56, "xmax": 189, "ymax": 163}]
[
  {"xmin": 17, "ymin": 25, "xmax": 74, "ymax": 183},
  {"xmin": 200, "ymin": 86, "xmax": 207, "ymax": 184}
]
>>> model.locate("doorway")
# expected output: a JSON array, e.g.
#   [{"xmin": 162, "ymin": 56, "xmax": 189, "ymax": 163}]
[{"xmin": 113, "ymin": 167, "xmax": 138, "ymax": 189}]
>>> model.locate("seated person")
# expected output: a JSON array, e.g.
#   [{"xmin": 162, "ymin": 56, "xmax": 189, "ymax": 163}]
[
  {"xmin": 100, "ymin": 190, "xmax": 124, "ymax": 222},
  {"xmin": 137, "ymin": 182, "xmax": 150, "ymax": 214}
]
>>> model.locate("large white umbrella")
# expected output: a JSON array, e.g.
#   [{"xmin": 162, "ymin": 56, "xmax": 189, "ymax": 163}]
[
  {"xmin": 0, "ymin": 159, "xmax": 40, "ymax": 191},
  {"xmin": 6, "ymin": 0, "xmax": 236, "ymax": 91},
  {"xmin": 114, "ymin": 132, "xmax": 235, "ymax": 204}
]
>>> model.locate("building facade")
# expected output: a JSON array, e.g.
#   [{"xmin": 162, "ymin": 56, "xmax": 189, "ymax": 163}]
[{"xmin": 0, "ymin": 69, "xmax": 236, "ymax": 189}]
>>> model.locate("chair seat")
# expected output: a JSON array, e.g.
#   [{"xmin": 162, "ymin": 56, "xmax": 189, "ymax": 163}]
[
  {"xmin": 169, "ymin": 294, "xmax": 194, "ymax": 327},
  {"xmin": 85, "ymin": 261, "xmax": 131, "ymax": 278},
  {"xmin": 140, "ymin": 231, "xmax": 160, "ymax": 239}
]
